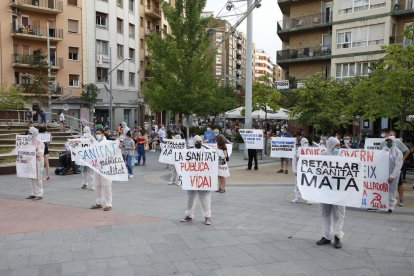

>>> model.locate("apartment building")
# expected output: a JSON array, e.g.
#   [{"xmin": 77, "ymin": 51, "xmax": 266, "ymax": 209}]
[
  {"xmin": 83, "ymin": 0, "xmax": 140, "ymax": 127},
  {"xmin": 273, "ymin": 64, "xmax": 282, "ymax": 82},
  {"xmin": 0, "ymin": 0, "xmax": 84, "ymax": 120},
  {"xmin": 277, "ymin": 0, "xmax": 414, "ymax": 86},
  {"xmin": 254, "ymin": 49, "xmax": 274, "ymax": 83},
  {"xmin": 138, "ymin": 0, "xmax": 174, "ymax": 125}
]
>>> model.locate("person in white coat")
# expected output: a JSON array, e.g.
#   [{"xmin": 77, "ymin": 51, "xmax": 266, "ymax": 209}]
[
  {"xmin": 90, "ymin": 129, "xmax": 113, "ymax": 211},
  {"xmin": 120, "ymin": 122, "xmax": 130, "ymax": 141},
  {"xmin": 291, "ymin": 137, "xmax": 309, "ymax": 203},
  {"xmin": 317, "ymin": 137, "xmax": 345, "ymax": 249},
  {"xmin": 26, "ymin": 127, "xmax": 45, "ymax": 200},
  {"xmin": 80, "ymin": 126, "xmax": 96, "ymax": 190},
  {"xmin": 181, "ymin": 135, "xmax": 213, "ymax": 225},
  {"xmin": 384, "ymin": 136, "xmax": 403, "ymax": 213}
]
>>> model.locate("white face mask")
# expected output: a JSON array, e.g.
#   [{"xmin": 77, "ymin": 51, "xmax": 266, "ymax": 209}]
[{"xmin": 380, "ymin": 133, "xmax": 386, "ymax": 138}]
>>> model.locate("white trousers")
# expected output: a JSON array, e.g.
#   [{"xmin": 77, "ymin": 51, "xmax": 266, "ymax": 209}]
[
  {"xmin": 388, "ymin": 177, "xmax": 399, "ymax": 210},
  {"xmin": 81, "ymin": 166, "xmax": 95, "ymax": 188},
  {"xmin": 94, "ymin": 172, "xmax": 112, "ymax": 207},
  {"xmin": 31, "ymin": 159, "xmax": 44, "ymax": 197},
  {"xmin": 185, "ymin": 191, "xmax": 212, "ymax": 219},
  {"xmin": 293, "ymin": 182, "xmax": 302, "ymax": 200},
  {"xmin": 320, "ymin": 203, "xmax": 345, "ymax": 240},
  {"xmin": 169, "ymin": 164, "xmax": 178, "ymax": 182}
]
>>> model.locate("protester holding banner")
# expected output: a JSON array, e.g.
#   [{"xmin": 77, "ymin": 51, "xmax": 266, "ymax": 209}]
[
  {"xmin": 90, "ymin": 129, "xmax": 113, "ymax": 211},
  {"xmin": 277, "ymin": 126, "xmax": 292, "ymax": 174},
  {"xmin": 317, "ymin": 137, "xmax": 345, "ymax": 249},
  {"xmin": 181, "ymin": 136, "xmax": 213, "ymax": 225},
  {"xmin": 384, "ymin": 136, "xmax": 403, "ymax": 213},
  {"xmin": 80, "ymin": 126, "xmax": 96, "ymax": 190},
  {"xmin": 291, "ymin": 137, "xmax": 309, "ymax": 203},
  {"xmin": 38, "ymin": 127, "xmax": 51, "ymax": 182},
  {"xmin": 380, "ymin": 129, "xmax": 410, "ymax": 206},
  {"xmin": 216, "ymin": 135, "xmax": 230, "ymax": 193},
  {"xmin": 26, "ymin": 127, "xmax": 45, "ymax": 200},
  {"xmin": 167, "ymin": 130, "xmax": 179, "ymax": 185}
]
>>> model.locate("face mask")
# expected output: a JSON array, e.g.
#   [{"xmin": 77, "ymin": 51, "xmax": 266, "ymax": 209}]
[
  {"xmin": 195, "ymin": 143, "xmax": 202, "ymax": 149},
  {"xmin": 386, "ymin": 143, "xmax": 392, "ymax": 149},
  {"xmin": 320, "ymin": 140, "xmax": 323, "ymax": 144},
  {"xmin": 344, "ymin": 140, "xmax": 350, "ymax": 144},
  {"xmin": 332, "ymin": 149, "xmax": 340, "ymax": 155},
  {"xmin": 381, "ymin": 133, "xmax": 386, "ymax": 138},
  {"xmin": 95, "ymin": 135, "xmax": 102, "ymax": 140},
  {"xmin": 303, "ymin": 143, "xmax": 309, "ymax": 147}
]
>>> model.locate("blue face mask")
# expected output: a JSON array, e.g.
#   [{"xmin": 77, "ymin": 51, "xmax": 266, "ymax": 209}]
[
  {"xmin": 95, "ymin": 134, "xmax": 102, "ymax": 140},
  {"xmin": 332, "ymin": 149, "xmax": 340, "ymax": 155}
]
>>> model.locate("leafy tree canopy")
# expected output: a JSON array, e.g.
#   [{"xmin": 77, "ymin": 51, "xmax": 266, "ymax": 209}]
[{"xmin": 0, "ymin": 83, "xmax": 27, "ymax": 110}]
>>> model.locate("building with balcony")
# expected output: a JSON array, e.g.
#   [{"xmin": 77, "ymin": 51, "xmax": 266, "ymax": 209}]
[
  {"xmin": 0, "ymin": 0, "xmax": 83, "ymax": 119},
  {"xmin": 254, "ymin": 49, "xmax": 274, "ymax": 83},
  {"xmin": 83, "ymin": 0, "xmax": 140, "ymax": 127},
  {"xmin": 138, "ymin": 0, "xmax": 174, "ymax": 126},
  {"xmin": 276, "ymin": 0, "xmax": 414, "ymax": 85}
]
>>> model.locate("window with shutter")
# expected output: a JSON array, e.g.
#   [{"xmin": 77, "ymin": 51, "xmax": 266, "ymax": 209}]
[{"xmin": 68, "ymin": 20, "xmax": 78, "ymax": 33}]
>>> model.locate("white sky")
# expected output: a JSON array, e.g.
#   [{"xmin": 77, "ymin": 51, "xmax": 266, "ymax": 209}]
[{"xmin": 204, "ymin": 0, "xmax": 283, "ymax": 63}]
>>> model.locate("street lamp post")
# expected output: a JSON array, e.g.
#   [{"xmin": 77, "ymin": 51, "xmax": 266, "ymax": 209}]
[{"xmin": 102, "ymin": 48, "xmax": 130, "ymax": 130}]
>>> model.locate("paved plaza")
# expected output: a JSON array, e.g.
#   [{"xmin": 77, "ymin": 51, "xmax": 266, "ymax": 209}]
[{"xmin": 1, "ymin": 151, "xmax": 414, "ymax": 276}]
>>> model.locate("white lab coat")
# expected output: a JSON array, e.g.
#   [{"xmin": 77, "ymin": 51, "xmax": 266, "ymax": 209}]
[
  {"xmin": 31, "ymin": 138, "xmax": 45, "ymax": 197},
  {"xmin": 93, "ymin": 136, "xmax": 113, "ymax": 207},
  {"xmin": 386, "ymin": 146, "xmax": 403, "ymax": 210}
]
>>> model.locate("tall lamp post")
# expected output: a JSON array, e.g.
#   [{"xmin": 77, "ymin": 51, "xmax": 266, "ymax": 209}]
[{"xmin": 101, "ymin": 48, "xmax": 130, "ymax": 130}]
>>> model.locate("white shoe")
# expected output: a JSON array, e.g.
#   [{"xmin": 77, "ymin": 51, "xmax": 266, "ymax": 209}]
[
  {"xmin": 129, "ymin": 174, "xmax": 133, "ymax": 178},
  {"xmin": 175, "ymin": 182, "xmax": 181, "ymax": 186},
  {"xmin": 89, "ymin": 187, "xmax": 95, "ymax": 191},
  {"xmin": 168, "ymin": 181, "xmax": 176, "ymax": 185},
  {"xmin": 291, "ymin": 198, "xmax": 301, "ymax": 203}
]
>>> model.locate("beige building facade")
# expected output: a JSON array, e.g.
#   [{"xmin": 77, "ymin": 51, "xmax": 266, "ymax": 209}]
[
  {"xmin": 277, "ymin": 0, "xmax": 414, "ymax": 86},
  {"xmin": 254, "ymin": 49, "xmax": 274, "ymax": 83},
  {"xmin": 0, "ymin": 0, "xmax": 84, "ymax": 120}
]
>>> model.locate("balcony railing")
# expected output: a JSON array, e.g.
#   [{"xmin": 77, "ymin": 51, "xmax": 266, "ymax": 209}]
[
  {"xmin": 11, "ymin": 24, "xmax": 63, "ymax": 40},
  {"xmin": 144, "ymin": 27, "xmax": 161, "ymax": 36},
  {"xmin": 10, "ymin": 0, "xmax": 63, "ymax": 14},
  {"xmin": 145, "ymin": 5, "xmax": 161, "ymax": 19},
  {"xmin": 12, "ymin": 54, "xmax": 63, "ymax": 69},
  {"xmin": 392, "ymin": 0, "xmax": 414, "ymax": 14},
  {"xmin": 277, "ymin": 45, "xmax": 332, "ymax": 62},
  {"xmin": 277, "ymin": 11, "xmax": 333, "ymax": 32}
]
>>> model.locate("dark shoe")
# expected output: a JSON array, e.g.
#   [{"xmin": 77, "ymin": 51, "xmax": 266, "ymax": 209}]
[
  {"xmin": 334, "ymin": 236, "xmax": 342, "ymax": 249},
  {"xmin": 277, "ymin": 169, "xmax": 284, "ymax": 173},
  {"xmin": 246, "ymin": 168, "xmax": 251, "ymax": 170},
  {"xmin": 254, "ymin": 167, "xmax": 258, "ymax": 170},
  {"xmin": 284, "ymin": 170, "xmax": 288, "ymax": 174},
  {"xmin": 103, "ymin": 206, "xmax": 112, "ymax": 211},
  {"xmin": 142, "ymin": 163, "xmax": 145, "ymax": 166},
  {"xmin": 215, "ymin": 189, "xmax": 222, "ymax": 192},
  {"xmin": 388, "ymin": 209, "xmax": 393, "ymax": 214},
  {"xmin": 219, "ymin": 189, "xmax": 225, "ymax": 193},
  {"xmin": 32, "ymin": 196, "xmax": 43, "ymax": 201},
  {"xmin": 205, "ymin": 218, "xmax": 212, "ymax": 225},
  {"xmin": 26, "ymin": 195, "xmax": 35, "ymax": 199},
  {"xmin": 90, "ymin": 204, "xmax": 102, "ymax": 209},
  {"xmin": 180, "ymin": 216, "xmax": 192, "ymax": 222},
  {"xmin": 316, "ymin": 237, "xmax": 331, "ymax": 245}
]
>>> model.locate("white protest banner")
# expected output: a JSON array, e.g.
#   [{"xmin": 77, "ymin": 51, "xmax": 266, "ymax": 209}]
[
  {"xmin": 239, "ymin": 129, "xmax": 264, "ymax": 149},
  {"xmin": 204, "ymin": 143, "xmax": 233, "ymax": 156},
  {"xmin": 173, "ymin": 149, "xmax": 218, "ymax": 191},
  {"xmin": 16, "ymin": 135, "xmax": 31, "ymax": 149},
  {"xmin": 270, "ymin": 137, "xmax": 296, "ymax": 158},
  {"xmin": 298, "ymin": 147, "xmax": 390, "ymax": 210},
  {"xmin": 297, "ymin": 155, "xmax": 364, "ymax": 208},
  {"xmin": 364, "ymin": 138, "xmax": 384, "ymax": 150},
  {"xmin": 38, "ymin": 133, "xmax": 51, "ymax": 143},
  {"xmin": 67, "ymin": 138, "xmax": 94, "ymax": 165},
  {"xmin": 76, "ymin": 140, "xmax": 128, "ymax": 181},
  {"xmin": 158, "ymin": 139, "xmax": 186, "ymax": 164},
  {"xmin": 16, "ymin": 146, "xmax": 37, "ymax": 179}
]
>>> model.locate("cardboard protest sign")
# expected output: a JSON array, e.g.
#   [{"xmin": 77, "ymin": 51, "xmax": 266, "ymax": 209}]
[
  {"xmin": 158, "ymin": 139, "xmax": 186, "ymax": 164},
  {"xmin": 298, "ymin": 147, "xmax": 390, "ymax": 210},
  {"xmin": 16, "ymin": 146, "xmax": 37, "ymax": 179},
  {"xmin": 239, "ymin": 129, "xmax": 264, "ymax": 149},
  {"xmin": 297, "ymin": 155, "xmax": 364, "ymax": 208},
  {"xmin": 38, "ymin": 133, "xmax": 51, "ymax": 143},
  {"xmin": 204, "ymin": 143, "xmax": 233, "ymax": 156},
  {"xmin": 16, "ymin": 135, "xmax": 32, "ymax": 149},
  {"xmin": 173, "ymin": 149, "xmax": 218, "ymax": 191},
  {"xmin": 76, "ymin": 140, "xmax": 128, "ymax": 181},
  {"xmin": 364, "ymin": 138, "xmax": 384, "ymax": 150},
  {"xmin": 67, "ymin": 138, "xmax": 94, "ymax": 165},
  {"xmin": 270, "ymin": 137, "xmax": 296, "ymax": 158}
]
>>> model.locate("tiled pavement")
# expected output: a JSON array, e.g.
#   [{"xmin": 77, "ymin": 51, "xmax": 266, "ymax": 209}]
[{"xmin": 0, "ymin": 151, "xmax": 414, "ymax": 276}]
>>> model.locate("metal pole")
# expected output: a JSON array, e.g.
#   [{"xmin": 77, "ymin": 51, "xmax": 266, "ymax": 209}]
[
  {"xmin": 47, "ymin": 21, "xmax": 51, "ymax": 122},
  {"xmin": 109, "ymin": 47, "xmax": 113, "ymax": 130},
  {"xmin": 245, "ymin": 0, "xmax": 253, "ymax": 129}
]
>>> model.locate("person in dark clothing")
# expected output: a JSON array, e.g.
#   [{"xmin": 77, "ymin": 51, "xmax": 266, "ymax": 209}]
[{"xmin": 247, "ymin": 149, "xmax": 258, "ymax": 170}]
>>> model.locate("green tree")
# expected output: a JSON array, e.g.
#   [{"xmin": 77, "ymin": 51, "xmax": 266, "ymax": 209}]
[
  {"xmin": 351, "ymin": 26, "xmax": 414, "ymax": 137},
  {"xmin": 209, "ymin": 83, "xmax": 239, "ymax": 125},
  {"xmin": 22, "ymin": 50, "xmax": 49, "ymax": 104},
  {"xmin": 81, "ymin": 83, "xmax": 100, "ymax": 121},
  {"xmin": 291, "ymin": 73, "xmax": 350, "ymax": 134},
  {"xmin": 0, "ymin": 83, "xmax": 26, "ymax": 110},
  {"xmin": 144, "ymin": 0, "xmax": 219, "ymax": 136},
  {"xmin": 252, "ymin": 74, "xmax": 281, "ymax": 123}
]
